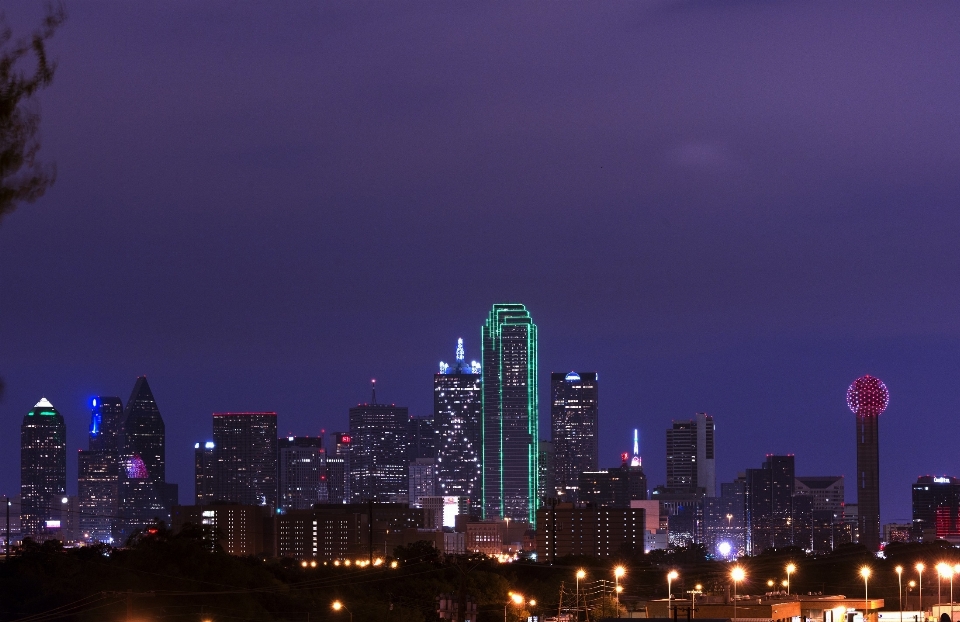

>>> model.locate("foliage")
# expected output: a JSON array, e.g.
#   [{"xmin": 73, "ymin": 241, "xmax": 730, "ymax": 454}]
[{"xmin": 0, "ymin": 2, "xmax": 64, "ymax": 226}]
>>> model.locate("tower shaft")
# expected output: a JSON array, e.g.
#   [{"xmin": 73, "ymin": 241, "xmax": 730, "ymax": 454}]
[{"xmin": 856, "ymin": 414, "xmax": 880, "ymax": 551}]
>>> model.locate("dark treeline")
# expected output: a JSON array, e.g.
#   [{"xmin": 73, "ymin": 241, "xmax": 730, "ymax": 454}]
[{"xmin": 2, "ymin": 532, "xmax": 959, "ymax": 622}]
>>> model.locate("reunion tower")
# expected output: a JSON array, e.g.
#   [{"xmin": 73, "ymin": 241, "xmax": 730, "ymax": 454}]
[{"xmin": 847, "ymin": 374, "xmax": 889, "ymax": 551}]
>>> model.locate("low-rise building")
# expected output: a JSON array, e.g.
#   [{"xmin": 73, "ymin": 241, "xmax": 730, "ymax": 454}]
[{"xmin": 536, "ymin": 503, "xmax": 643, "ymax": 560}]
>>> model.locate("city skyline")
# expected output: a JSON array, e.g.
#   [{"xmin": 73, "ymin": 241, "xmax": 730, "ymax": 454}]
[
  {"xmin": 3, "ymin": 323, "xmax": 939, "ymax": 528},
  {"xmin": 4, "ymin": 2, "xmax": 960, "ymax": 529}
]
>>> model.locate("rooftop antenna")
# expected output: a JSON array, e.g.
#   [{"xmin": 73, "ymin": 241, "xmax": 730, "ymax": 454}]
[
  {"xmin": 633, "ymin": 429, "xmax": 639, "ymax": 456},
  {"xmin": 456, "ymin": 338, "xmax": 465, "ymax": 362},
  {"xmin": 371, "ymin": 379, "xmax": 377, "ymax": 404}
]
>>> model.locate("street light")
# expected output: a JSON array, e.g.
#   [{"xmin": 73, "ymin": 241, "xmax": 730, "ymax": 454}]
[
  {"xmin": 896, "ymin": 565, "xmax": 903, "ymax": 622},
  {"xmin": 917, "ymin": 563, "xmax": 925, "ymax": 614},
  {"xmin": 786, "ymin": 564, "xmax": 796, "ymax": 596},
  {"xmin": 504, "ymin": 592, "xmax": 525, "ymax": 622},
  {"xmin": 861, "ymin": 567, "xmax": 871, "ymax": 621},
  {"xmin": 938, "ymin": 563, "xmax": 950, "ymax": 607},
  {"xmin": 731, "ymin": 566, "xmax": 746, "ymax": 621},
  {"xmin": 688, "ymin": 584, "xmax": 703, "ymax": 620},
  {"xmin": 576, "ymin": 569, "xmax": 586, "ymax": 622},
  {"xmin": 331, "ymin": 600, "xmax": 352, "ymax": 622},
  {"xmin": 668, "ymin": 570, "xmax": 679, "ymax": 610},
  {"xmin": 615, "ymin": 566, "xmax": 626, "ymax": 617}
]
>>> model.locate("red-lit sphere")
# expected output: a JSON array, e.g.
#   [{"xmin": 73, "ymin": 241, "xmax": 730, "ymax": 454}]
[{"xmin": 847, "ymin": 375, "xmax": 889, "ymax": 417}]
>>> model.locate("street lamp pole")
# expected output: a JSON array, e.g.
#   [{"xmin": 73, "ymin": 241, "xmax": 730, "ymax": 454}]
[
  {"xmin": 896, "ymin": 566, "xmax": 903, "ymax": 622},
  {"xmin": 731, "ymin": 567, "xmax": 745, "ymax": 622},
  {"xmin": 576, "ymin": 570, "xmax": 586, "ymax": 622},
  {"xmin": 918, "ymin": 563, "xmax": 925, "ymax": 615},
  {"xmin": 786, "ymin": 564, "xmax": 796, "ymax": 596},
  {"xmin": 668, "ymin": 570, "xmax": 679, "ymax": 614},
  {"xmin": 861, "ymin": 567, "xmax": 871, "ymax": 622},
  {"xmin": 614, "ymin": 566, "xmax": 625, "ymax": 618},
  {"xmin": 331, "ymin": 601, "xmax": 352, "ymax": 622}
]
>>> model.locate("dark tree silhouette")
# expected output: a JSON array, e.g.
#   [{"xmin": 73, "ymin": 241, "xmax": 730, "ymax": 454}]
[{"xmin": 0, "ymin": 3, "xmax": 64, "ymax": 225}]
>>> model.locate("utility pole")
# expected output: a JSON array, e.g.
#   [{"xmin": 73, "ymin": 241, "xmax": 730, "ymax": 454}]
[{"xmin": 5, "ymin": 496, "xmax": 10, "ymax": 561}]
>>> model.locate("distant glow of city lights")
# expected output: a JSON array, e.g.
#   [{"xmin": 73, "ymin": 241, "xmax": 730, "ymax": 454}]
[{"xmin": 847, "ymin": 375, "xmax": 889, "ymax": 417}]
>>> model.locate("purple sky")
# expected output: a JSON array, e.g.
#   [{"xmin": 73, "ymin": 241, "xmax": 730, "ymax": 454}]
[{"xmin": 2, "ymin": 2, "xmax": 960, "ymax": 522}]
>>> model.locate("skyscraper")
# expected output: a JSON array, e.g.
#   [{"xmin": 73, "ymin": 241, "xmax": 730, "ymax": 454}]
[
  {"xmin": 213, "ymin": 412, "xmax": 278, "ymax": 508},
  {"xmin": 482, "ymin": 303, "xmax": 538, "ymax": 524},
  {"xmin": 745, "ymin": 454, "xmax": 799, "ymax": 554},
  {"xmin": 118, "ymin": 377, "xmax": 171, "ymax": 542},
  {"xmin": 550, "ymin": 371, "xmax": 598, "ymax": 501},
  {"xmin": 406, "ymin": 415, "xmax": 438, "ymax": 461},
  {"xmin": 348, "ymin": 384, "xmax": 409, "ymax": 502},
  {"xmin": 847, "ymin": 374, "xmax": 888, "ymax": 552},
  {"xmin": 434, "ymin": 338, "xmax": 482, "ymax": 505},
  {"xmin": 665, "ymin": 413, "xmax": 715, "ymax": 496},
  {"xmin": 194, "ymin": 441, "xmax": 216, "ymax": 505},
  {"xmin": 911, "ymin": 475, "xmax": 960, "ymax": 541},
  {"xmin": 278, "ymin": 436, "xmax": 326, "ymax": 511},
  {"xmin": 20, "ymin": 398, "xmax": 67, "ymax": 539},
  {"xmin": 408, "ymin": 458, "xmax": 437, "ymax": 507},
  {"xmin": 78, "ymin": 396, "xmax": 123, "ymax": 543}
]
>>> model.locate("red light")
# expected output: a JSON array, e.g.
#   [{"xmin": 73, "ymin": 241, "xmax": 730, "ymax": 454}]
[{"xmin": 847, "ymin": 375, "xmax": 889, "ymax": 418}]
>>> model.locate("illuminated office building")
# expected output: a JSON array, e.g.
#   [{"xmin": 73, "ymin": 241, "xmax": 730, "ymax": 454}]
[
  {"xmin": 117, "ymin": 377, "xmax": 173, "ymax": 542},
  {"xmin": 348, "ymin": 384, "xmax": 409, "ymax": 502},
  {"xmin": 550, "ymin": 371, "xmax": 598, "ymax": 501},
  {"xmin": 20, "ymin": 398, "xmax": 67, "ymax": 539},
  {"xmin": 213, "ymin": 412, "xmax": 278, "ymax": 508},
  {"xmin": 481, "ymin": 303, "xmax": 538, "ymax": 524},
  {"xmin": 434, "ymin": 338, "xmax": 482, "ymax": 505},
  {"xmin": 194, "ymin": 441, "xmax": 216, "ymax": 505},
  {"xmin": 78, "ymin": 396, "xmax": 123, "ymax": 543},
  {"xmin": 912, "ymin": 475, "xmax": 960, "ymax": 541},
  {"xmin": 665, "ymin": 413, "xmax": 715, "ymax": 496},
  {"xmin": 278, "ymin": 436, "xmax": 326, "ymax": 511}
]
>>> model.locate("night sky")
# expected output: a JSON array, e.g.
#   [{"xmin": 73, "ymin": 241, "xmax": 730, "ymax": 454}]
[{"xmin": 2, "ymin": 2, "xmax": 960, "ymax": 523}]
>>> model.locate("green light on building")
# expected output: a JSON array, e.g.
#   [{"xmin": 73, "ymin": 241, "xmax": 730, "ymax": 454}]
[{"xmin": 481, "ymin": 303, "xmax": 539, "ymax": 526}]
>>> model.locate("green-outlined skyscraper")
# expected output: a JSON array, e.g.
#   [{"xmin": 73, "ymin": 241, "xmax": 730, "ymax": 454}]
[{"xmin": 482, "ymin": 303, "xmax": 538, "ymax": 525}]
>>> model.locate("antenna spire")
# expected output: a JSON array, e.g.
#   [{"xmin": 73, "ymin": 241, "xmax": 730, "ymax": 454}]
[
  {"xmin": 456, "ymin": 338, "xmax": 465, "ymax": 362},
  {"xmin": 633, "ymin": 429, "xmax": 639, "ymax": 456},
  {"xmin": 371, "ymin": 379, "xmax": 377, "ymax": 404}
]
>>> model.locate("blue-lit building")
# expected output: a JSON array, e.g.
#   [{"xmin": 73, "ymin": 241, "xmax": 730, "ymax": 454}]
[
  {"xmin": 79, "ymin": 396, "xmax": 123, "ymax": 543},
  {"xmin": 434, "ymin": 338, "xmax": 482, "ymax": 506}
]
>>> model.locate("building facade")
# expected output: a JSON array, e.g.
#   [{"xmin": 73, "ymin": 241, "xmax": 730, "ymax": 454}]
[
  {"xmin": 78, "ymin": 396, "xmax": 123, "ymax": 544},
  {"xmin": 20, "ymin": 398, "xmax": 67, "ymax": 540},
  {"xmin": 482, "ymin": 303, "xmax": 538, "ymax": 524},
  {"xmin": 434, "ymin": 338, "xmax": 482, "ymax": 505},
  {"xmin": 194, "ymin": 441, "xmax": 216, "ymax": 504},
  {"xmin": 278, "ymin": 436, "xmax": 326, "ymax": 511},
  {"xmin": 408, "ymin": 458, "xmax": 437, "ymax": 507},
  {"xmin": 550, "ymin": 371, "xmax": 598, "ymax": 502},
  {"xmin": 213, "ymin": 412, "xmax": 278, "ymax": 508},
  {"xmin": 912, "ymin": 475, "xmax": 960, "ymax": 541},
  {"xmin": 536, "ymin": 504, "xmax": 645, "ymax": 560},
  {"xmin": 117, "ymin": 377, "xmax": 172, "ymax": 542},
  {"xmin": 665, "ymin": 413, "xmax": 715, "ymax": 496},
  {"xmin": 348, "ymin": 387, "xmax": 409, "ymax": 502}
]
